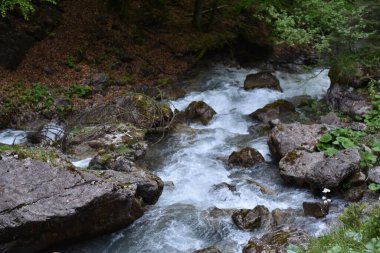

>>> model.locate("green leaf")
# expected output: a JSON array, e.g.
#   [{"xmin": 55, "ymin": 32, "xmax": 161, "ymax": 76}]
[
  {"xmin": 368, "ymin": 183, "xmax": 380, "ymax": 191},
  {"xmin": 336, "ymin": 137, "xmax": 358, "ymax": 149},
  {"xmin": 320, "ymin": 133, "xmax": 333, "ymax": 143},
  {"xmin": 324, "ymin": 147, "xmax": 338, "ymax": 157}
]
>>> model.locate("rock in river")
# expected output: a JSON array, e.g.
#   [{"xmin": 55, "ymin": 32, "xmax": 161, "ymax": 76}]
[
  {"xmin": 0, "ymin": 157, "xmax": 163, "ymax": 252},
  {"xmin": 250, "ymin": 99, "xmax": 295, "ymax": 124},
  {"xmin": 232, "ymin": 205, "xmax": 271, "ymax": 231},
  {"xmin": 228, "ymin": 147, "xmax": 265, "ymax": 168},
  {"xmin": 268, "ymin": 123, "xmax": 333, "ymax": 160},
  {"xmin": 244, "ymin": 72, "xmax": 283, "ymax": 92},
  {"xmin": 184, "ymin": 101, "xmax": 217, "ymax": 125}
]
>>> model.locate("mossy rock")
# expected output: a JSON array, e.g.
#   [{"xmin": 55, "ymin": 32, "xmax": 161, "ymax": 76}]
[
  {"xmin": 228, "ymin": 147, "xmax": 265, "ymax": 168},
  {"xmin": 184, "ymin": 101, "xmax": 216, "ymax": 125}
]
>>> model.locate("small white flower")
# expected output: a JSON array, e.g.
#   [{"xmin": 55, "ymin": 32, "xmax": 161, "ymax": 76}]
[
  {"xmin": 322, "ymin": 196, "xmax": 327, "ymax": 200},
  {"xmin": 322, "ymin": 188, "xmax": 331, "ymax": 193},
  {"xmin": 323, "ymin": 200, "xmax": 328, "ymax": 204},
  {"xmin": 327, "ymin": 199, "xmax": 332, "ymax": 203}
]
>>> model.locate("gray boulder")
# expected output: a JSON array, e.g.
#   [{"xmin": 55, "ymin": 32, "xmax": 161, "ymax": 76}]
[
  {"xmin": 306, "ymin": 149, "xmax": 361, "ymax": 189},
  {"xmin": 279, "ymin": 149, "xmax": 360, "ymax": 189},
  {"xmin": 326, "ymin": 84, "xmax": 371, "ymax": 116},
  {"xmin": 268, "ymin": 123, "xmax": 333, "ymax": 160},
  {"xmin": 244, "ymin": 72, "xmax": 283, "ymax": 92},
  {"xmin": 368, "ymin": 167, "xmax": 380, "ymax": 184},
  {"xmin": 279, "ymin": 151, "xmax": 324, "ymax": 187},
  {"xmin": 0, "ymin": 157, "xmax": 163, "ymax": 252}
]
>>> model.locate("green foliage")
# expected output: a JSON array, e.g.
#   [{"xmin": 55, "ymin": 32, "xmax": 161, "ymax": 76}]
[
  {"xmin": 0, "ymin": 0, "xmax": 57, "ymax": 20},
  {"xmin": 368, "ymin": 183, "xmax": 380, "ymax": 191},
  {"xmin": 316, "ymin": 128, "xmax": 365, "ymax": 156},
  {"xmin": 305, "ymin": 204, "xmax": 380, "ymax": 253},
  {"xmin": 66, "ymin": 55, "xmax": 76, "ymax": 69},
  {"xmin": 241, "ymin": 0, "xmax": 371, "ymax": 54},
  {"xmin": 66, "ymin": 84, "xmax": 92, "ymax": 98},
  {"xmin": 21, "ymin": 83, "xmax": 53, "ymax": 111}
]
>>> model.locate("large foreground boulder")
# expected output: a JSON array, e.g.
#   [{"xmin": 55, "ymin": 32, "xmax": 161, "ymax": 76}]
[
  {"xmin": 0, "ymin": 157, "xmax": 163, "ymax": 252},
  {"xmin": 279, "ymin": 149, "xmax": 361, "ymax": 189},
  {"xmin": 243, "ymin": 226, "xmax": 310, "ymax": 253},
  {"xmin": 250, "ymin": 99, "xmax": 295, "ymax": 124},
  {"xmin": 184, "ymin": 101, "xmax": 216, "ymax": 125},
  {"xmin": 228, "ymin": 147, "xmax": 264, "ymax": 167},
  {"xmin": 244, "ymin": 72, "xmax": 283, "ymax": 92},
  {"xmin": 268, "ymin": 123, "xmax": 333, "ymax": 160}
]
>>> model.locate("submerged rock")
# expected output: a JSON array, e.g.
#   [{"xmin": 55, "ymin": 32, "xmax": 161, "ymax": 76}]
[
  {"xmin": 303, "ymin": 202, "xmax": 329, "ymax": 218},
  {"xmin": 232, "ymin": 205, "xmax": 271, "ymax": 231},
  {"xmin": 193, "ymin": 246, "xmax": 222, "ymax": 253},
  {"xmin": 184, "ymin": 101, "xmax": 217, "ymax": 125},
  {"xmin": 243, "ymin": 225, "xmax": 310, "ymax": 253},
  {"xmin": 0, "ymin": 157, "xmax": 163, "ymax": 252},
  {"xmin": 228, "ymin": 147, "xmax": 265, "ymax": 168},
  {"xmin": 268, "ymin": 123, "xmax": 333, "ymax": 160},
  {"xmin": 244, "ymin": 72, "xmax": 283, "ymax": 92},
  {"xmin": 250, "ymin": 99, "xmax": 296, "ymax": 124}
]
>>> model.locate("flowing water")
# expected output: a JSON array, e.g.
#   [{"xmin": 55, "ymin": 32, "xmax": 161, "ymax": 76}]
[{"xmin": 0, "ymin": 65, "xmax": 346, "ymax": 253}]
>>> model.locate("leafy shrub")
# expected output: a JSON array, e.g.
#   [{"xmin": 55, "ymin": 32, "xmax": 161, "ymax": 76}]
[
  {"xmin": 305, "ymin": 204, "xmax": 380, "ymax": 253},
  {"xmin": 66, "ymin": 84, "xmax": 92, "ymax": 98},
  {"xmin": 0, "ymin": 0, "xmax": 57, "ymax": 20},
  {"xmin": 316, "ymin": 128, "xmax": 366, "ymax": 156},
  {"xmin": 20, "ymin": 83, "xmax": 53, "ymax": 111}
]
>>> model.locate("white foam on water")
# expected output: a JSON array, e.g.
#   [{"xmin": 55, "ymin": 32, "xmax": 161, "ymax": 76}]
[
  {"xmin": 0, "ymin": 129, "xmax": 27, "ymax": 145},
  {"xmin": 72, "ymin": 158, "xmax": 92, "ymax": 169},
  {"xmin": 61, "ymin": 66, "xmax": 337, "ymax": 253}
]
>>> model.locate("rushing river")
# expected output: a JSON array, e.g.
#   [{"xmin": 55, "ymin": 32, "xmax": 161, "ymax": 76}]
[{"xmin": 0, "ymin": 65, "xmax": 345, "ymax": 253}]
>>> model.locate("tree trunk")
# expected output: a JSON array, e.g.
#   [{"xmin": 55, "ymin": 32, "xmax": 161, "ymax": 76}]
[{"xmin": 193, "ymin": 0, "xmax": 204, "ymax": 30}]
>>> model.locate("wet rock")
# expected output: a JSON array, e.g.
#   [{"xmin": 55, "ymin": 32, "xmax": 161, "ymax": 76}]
[
  {"xmin": 184, "ymin": 101, "xmax": 216, "ymax": 125},
  {"xmin": 368, "ymin": 167, "xmax": 380, "ymax": 184},
  {"xmin": 212, "ymin": 182, "xmax": 237, "ymax": 192},
  {"xmin": 319, "ymin": 112, "xmax": 342, "ymax": 126},
  {"xmin": 246, "ymin": 180, "xmax": 274, "ymax": 195},
  {"xmin": 326, "ymin": 84, "xmax": 371, "ymax": 116},
  {"xmin": 232, "ymin": 205, "xmax": 271, "ymax": 231},
  {"xmin": 206, "ymin": 207, "xmax": 236, "ymax": 219},
  {"xmin": 269, "ymin": 123, "xmax": 333, "ymax": 160},
  {"xmin": 279, "ymin": 150, "xmax": 324, "ymax": 187},
  {"xmin": 248, "ymin": 124, "xmax": 271, "ymax": 138},
  {"xmin": 344, "ymin": 186, "xmax": 366, "ymax": 202},
  {"xmin": 228, "ymin": 147, "xmax": 265, "ymax": 168},
  {"xmin": 303, "ymin": 202, "xmax": 329, "ymax": 218},
  {"xmin": 193, "ymin": 246, "xmax": 222, "ymax": 253},
  {"xmin": 0, "ymin": 157, "xmax": 163, "ymax": 252},
  {"xmin": 250, "ymin": 99, "xmax": 296, "ymax": 124},
  {"xmin": 244, "ymin": 72, "xmax": 283, "ymax": 92},
  {"xmin": 306, "ymin": 149, "xmax": 361, "ymax": 189},
  {"xmin": 271, "ymin": 208, "xmax": 296, "ymax": 226},
  {"xmin": 243, "ymin": 225, "xmax": 310, "ymax": 253}
]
